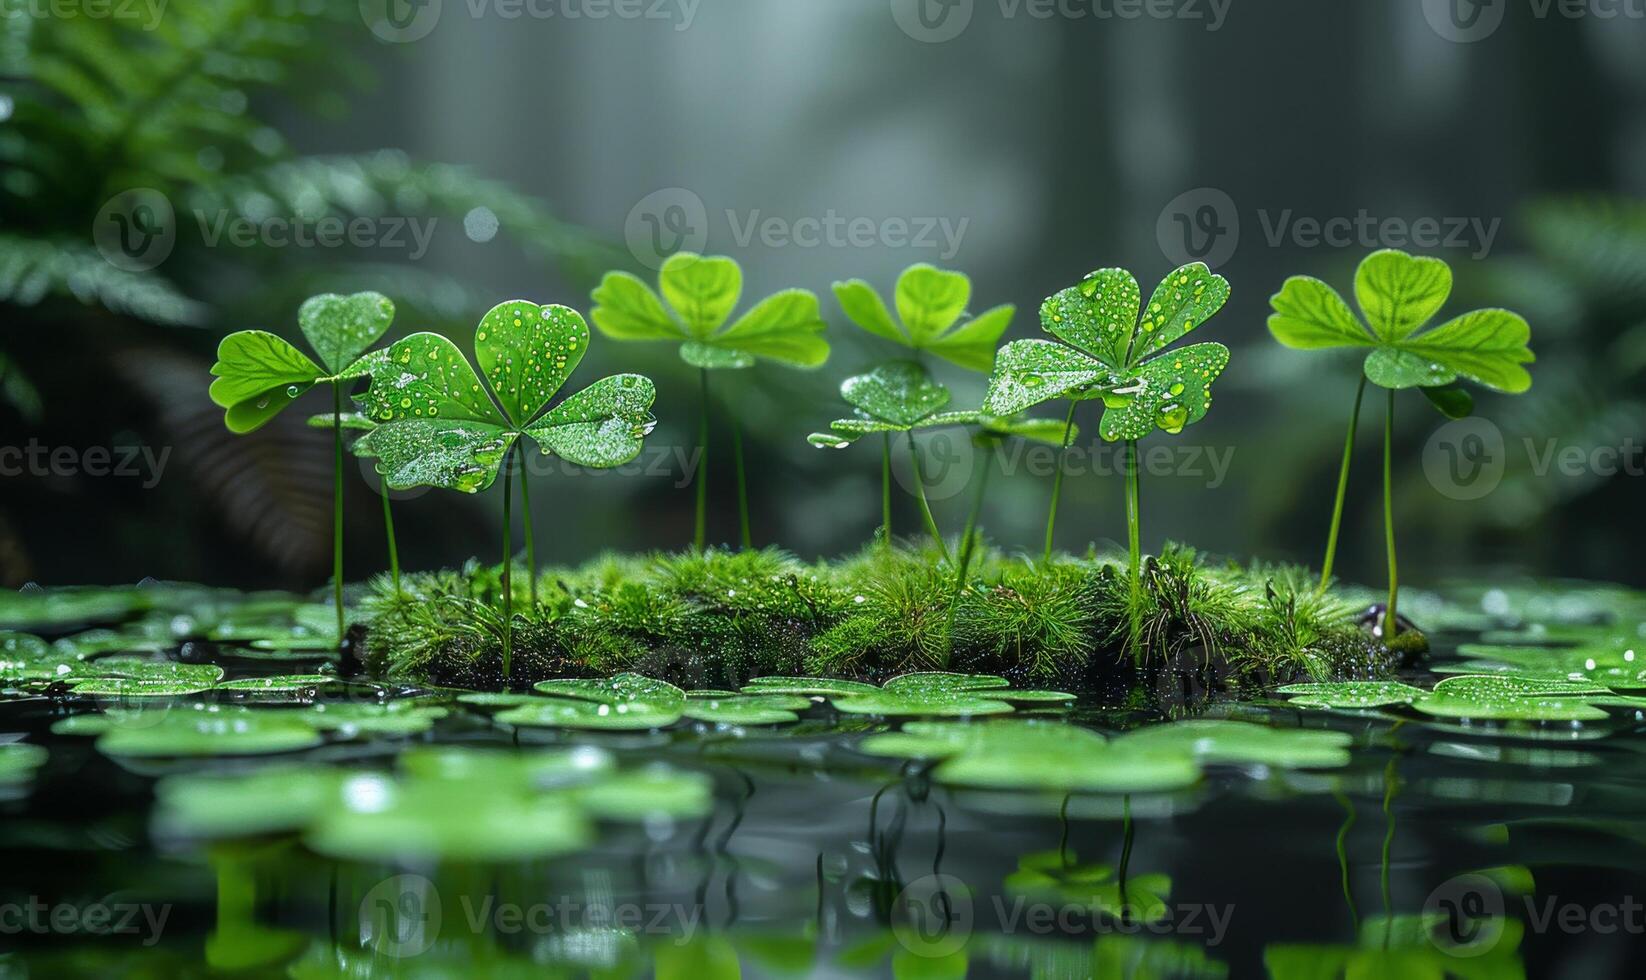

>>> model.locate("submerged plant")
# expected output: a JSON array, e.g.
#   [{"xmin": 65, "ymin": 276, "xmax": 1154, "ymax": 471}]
[
  {"xmin": 1269, "ymin": 249, "xmax": 1534, "ymax": 634},
  {"xmin": 985, "ymin": 263, "xmax": 1231, "ymax": 578},
  {"xmin": 590, "ymin": 253, "xmax": 829, "ymax": 550},
  {"xmin": 355, "ymin": 300, "xmax": 657, "ymax": 679},
  {"xmin": 209, "ymin": 292, "xmax": 397, "ymax": 636},
  {"xmin": 833, "ymin": 263, "xmax": 1015, "ymax": 542}
]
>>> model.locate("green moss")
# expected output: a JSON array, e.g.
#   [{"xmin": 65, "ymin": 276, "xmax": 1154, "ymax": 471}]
[{"xmin": 359, "ymin": 543, "xmax": 1390, "ymax": 692}]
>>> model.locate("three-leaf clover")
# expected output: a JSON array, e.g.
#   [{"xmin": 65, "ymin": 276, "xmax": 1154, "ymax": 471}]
[
  {"xmin": 589, "ymin": 252, "xmax": 828, "ymax": 370},
  {"xmin": 1268, "ymin": 247, "xmax": 1533, "ymax": 407},
  {"xmin": 209, "ymin": 292, "xmax": 398, "ymax": 637},
  {"xmin": 1266, "ymin": 248, "xmax": 1534, "ymax": 637},
  {"xmin": 209, "ymin": 292, "xmax": 394, "ymax": 434},
  {"xmin": 356, "ymin": 301, "xmax": 657, "ymax": 493},
  {"xmin": 832, "ymin": 264, "xmax": 1014, "ymax": 372},
  {"xmin": 808, "ymin": 361, "xmax": 1064, "ymax": 449},
  {"xmin": 984, "ymin": 263, "xmax": 1231, "ymax": 441}
]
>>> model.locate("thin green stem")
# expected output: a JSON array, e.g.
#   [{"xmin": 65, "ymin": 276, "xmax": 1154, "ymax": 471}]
[
  {"xmin": 1125, "ymin": 440, "xmax": 1141, "ymax": 583},
  {"xmin": 1117, "ymin": 795, "xmax": 1134, "ymax": 914},
  {"xmin": 1043, "ymin": 400, "xmax": 1079, "ymax": 563},
  {"xmin": 1379, "ymin": 755, "xmax": 1398, "ymax": 950},
  {"xmin": 500, "ymin": 446, "xmax": 515, "ymax": 681},
  {"xmin": 944, "ymin": 440, "xmax": 994, "ymax": 659},
  {"xmin": 379, "ymin": 480, "xmax": 400, "ymax": 595},
  {"xmin": 331, "ymin": 383, "xmax": 344, "ymax": 639},
  {"xmin": 880, "ymin": 433, "xmax": 893, "ymax": 548},
  {"xmin": 905, "ymin": 431, "xmax": 949, "ymax": 561},
  {"xmin": 1333, "ymin": 789, "xmax": 1359, "ymax": 931},
  {"xmin": 518, "ymin": 453, "xmax": 536, "ymax": 608},
  {"xmin": 732, "ymin": 419, "xmax": 751, "ymax": 550},
  {"xmin": 695, "ymin": 368, "xmax": 710, "ymax": 551},
  {"xmin": 1383, "ymin": 389, "xmax": 1398, "ymax": 639},
  {"xmin": 1319, "ymin": 376, "xmax": 1367, "ymax": 594}
]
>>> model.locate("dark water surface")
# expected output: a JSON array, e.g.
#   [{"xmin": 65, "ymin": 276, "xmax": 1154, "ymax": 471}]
[{"xmin": 3, "ymin": 581, "xmax": 1646, "ymax": 978}]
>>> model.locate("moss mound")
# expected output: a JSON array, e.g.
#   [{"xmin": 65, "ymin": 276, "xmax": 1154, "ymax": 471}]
[{"xmin": 356, "ymin": 542, "xmax": 1394, "ymax": 695}]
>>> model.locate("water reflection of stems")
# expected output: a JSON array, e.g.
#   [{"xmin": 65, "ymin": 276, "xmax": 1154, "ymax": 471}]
[{"xmin": 1332, "ymin": 789, "xmax": 1359, "ymax": 930}]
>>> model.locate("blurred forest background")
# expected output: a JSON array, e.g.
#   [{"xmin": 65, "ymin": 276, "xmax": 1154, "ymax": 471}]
[{"xmin": 3, "ymin": 0, "xmax": 1645, "ymax": 591}]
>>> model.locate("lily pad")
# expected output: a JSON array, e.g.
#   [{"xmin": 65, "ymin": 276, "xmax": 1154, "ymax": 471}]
[
  {"xmin": 0, "ymin": 742, "xmax": 48, "ymax": 785},
  {"xmin": 305, "ymin": 771, "xmax": 592, "ymax": 863},
  {"xmin": 1006, "ymin": 851, "xmax": 1172, "ymax": 923},
  {"xmin": 864, "ymin": 720, "xmax": 1201, "ymax": 794},
  {"xmin": 301, "ymin": 702, "xmax": 448, "ymax": 737},
  {"xmin": 94, "ymin": 705, "xmax": 324, "ymax": 757},
  {"xmin": 153, "ymin": 766, "xmax": 344, "ymax": 839},
  {"xmin": 572, "ymin": 765, "xmax": 714, "ymax": 821},
  {"xmin": 215, "ymin": 674, "xmax": 339, "ymax": 693},
  {"xmin": 1275, "ymin": 681, "xmax": 1429, "ymax": 709},
  {"xmin": 682, "ymin": 694, "xmax": 810, "ymax": 726},
  {"xmin": 534, "ymin": 673, "xmax": 686, "ymax": 709},
  {"xmin": 1448, "ymin": 643, "xmax": 1646, "ymax": 689},
  {"xmin": 496, "ymin": 697, "xmax": 684, "ymax": 731},
  {"xmin": 1119, "ymin": 720, "xmax": 1353, "ymax": 769},
  {"xmin": 741, "ymin": 676, "xmax": 881, "ymax": 697}
]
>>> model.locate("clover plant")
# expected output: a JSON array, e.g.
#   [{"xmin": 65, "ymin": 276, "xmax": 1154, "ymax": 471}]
[
  {"xmin": 355, "ymin": 300, "xmax": 657, "ymax": 678},
  {"xmin": 833, "ymin": 263, "xmax": 1014, "ymax": 541},
  {"xmin": 307, "ymin": 412, "xmax": 401, "ymax": 594},
  {"xmin": 590, "ymin": 253, "xmax": 828, "ymax": 550},
  {"xmin": 210, "ymin": 292, "xmax": 396, "ymax": 637},
  {"xmin": 1269, "ymin": 249, "xmax": 1533, "ymax": 634},
  {"xmin": 985, "ymin": 263, "xmax": 1231, "ymax": 579},
  {"xmin": 808, "ymin": 360, "xmax": 1065, "ymax": 560}
]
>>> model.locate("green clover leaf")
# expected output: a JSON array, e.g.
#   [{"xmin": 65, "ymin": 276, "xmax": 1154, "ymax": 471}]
[
  {"xmin": 808, "ymin": 361, "xmax": 1070, "ymax": 448},
  {"xmin": 1268, "ymin": 248, "xmax": 1535, "ymax": 396},
  {"xmin": 984, "ymin": 263, "xmax": 1231, "ymax": 441},
  {"xmin": 356, "ymin": 300, "xmax": 656, "ymax": 493},
  {"xmin": 833, "ymin": 264, "xmax": 1015, "ymax": 372},
  {"xmin": 208, "ymin": 291, "xmax": 394, "ymax": 434},
  {"xmin": 590, "ymin": 252, "xmax": 829, "ymax": 370}
]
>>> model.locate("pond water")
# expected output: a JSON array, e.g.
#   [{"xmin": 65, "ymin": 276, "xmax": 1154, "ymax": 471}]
[{"xmin": 3, "ymin": 581, "xmax": 1645, "ymax": 977}]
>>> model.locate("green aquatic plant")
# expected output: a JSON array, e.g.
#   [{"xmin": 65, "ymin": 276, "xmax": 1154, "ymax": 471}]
[
  {"xmin": 833, "ymin": 263, "xmax": 1014, "ymax": 371},
  {"xmin": 986, "ymin": 262, "xmax": 1231, "ymax": 578},
  {"xmin": 833, "ymin": 264, "xmax": 1014, "ymax": 542},
  {"xmin": 808, "ymin": 360, "xmax": 1066, "ymax": 558},
  {"xmin": 590, "ymin": 253, "xmax": 829, "ymax": 550},
  {"xmin": 209, "ymin": 292, "xmax": 397, "ymax": 636},
  {"xmin": 355, "ymin": 300, "xmax": 657, "ymax": 679},
  {"xmin": 1269, "ymin": 249, "xmax": 1534, "ymax": 634},
  {"xmin": 307, "ymin": 412, "xmax": 402, "ymax": 594}
]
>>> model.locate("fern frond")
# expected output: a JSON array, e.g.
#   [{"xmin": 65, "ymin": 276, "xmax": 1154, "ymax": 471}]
[{"xmin": 0, "ymin": 235, "xmax": 206, "ymax": 325}]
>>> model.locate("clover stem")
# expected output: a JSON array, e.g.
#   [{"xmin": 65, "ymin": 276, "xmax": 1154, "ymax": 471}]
[
  {"xmin": 331, "ymin": 382, "xmax": 344, "ymax": 641},
  {"xmin": 880, "ymin": 433, "xmax": 893, "ymax": 548},
  {"xmin": 1333, "ymin": 789, "xmax": 1360, "ymax": 931},
  {"xmin": 732, "ymin": 419, "xmax": 751, "ymax": 550},
  {"xmin": 1319, "ymin": 376, "xmax": 1367, "ymax": 594},
  {"xmin": 906, "ymin": 431, "xmax": 949, "ymax": 561},
  {"xmin": 945, "ymin": 437, "xmax": 994, "ymax": 659},
  {"xmin": 1125, "ymin": 439, "xmax": 1142, "ymax": 584},
  {"xmin": 1383, "ymin": 389, "xmax": 1398, "ymax": 640},
  {"xmin": 517, "ymin": 450, "xmax": 537, "ymax": 608},
  {"xmin": 1042, "ymin": 399, "xmax": 1079, "ymax": 563},
  {"xmin": 379, "ymin": 480, "xmax": 400, "ymax": 596},
  {"xmin": 1117, "ymin": 795, "xmax": 1134, "ymax": 912},
  {"xmin": 695, "ymin": 368, "xmax": 710, "ymax": 552},
  {"xmin": 501, "ymin": 443, "xmax": 515, "ymax": 681}
]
